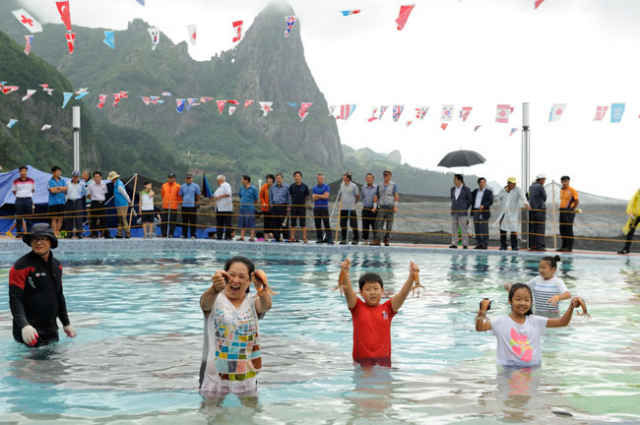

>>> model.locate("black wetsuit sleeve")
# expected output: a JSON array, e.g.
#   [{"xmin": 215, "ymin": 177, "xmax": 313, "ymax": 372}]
[
  {"xmin": 55, "ymin": 265, "xmax": 71, "ymax": 327},
  {"xmin": 9, "ymin": 265, "xmax": 31, "ymax": 330}
]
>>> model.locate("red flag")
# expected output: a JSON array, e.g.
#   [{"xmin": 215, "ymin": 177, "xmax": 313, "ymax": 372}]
[
  {"xmin": 56, "ymin": 1, "xmax": 72, "ymax": 31},
  {"xmin": 226, "ymin": 100, "xmax": 240, "ymax": 105},
  {"xmin": 244, "ymin": 100, "xmax": 254, "ymax": 108},
  {"xmin": 395, "ymin": 4, "xmax": 415, "ymax": 31},
  {"xmin": 65, "ymin": 32, "xmax": 75, "ymax": 54},
  {"xmin": 534, "ymin": 0, "xmax": 545, "ymax": 10},
  {"xmin": 441, "ymin": 123, "xmax": 448, "ymax": 131},
  {"xmin": 216, "ymin": 100, "xmax": 226, "ymax": 115},
  {"xmin": 232, "ymin": 21, "xmax": 243, "ymax": 43},
  {"xmin": 119, "ymin": 91, "xmax": 129, "ymax": 99},
  {"xmin": 113, "ymin": 93, "xmax": 121, "ymax": 107},
  {"xmin": 97, "ymin": 94, "xmax": 107, "ymax": 108}
]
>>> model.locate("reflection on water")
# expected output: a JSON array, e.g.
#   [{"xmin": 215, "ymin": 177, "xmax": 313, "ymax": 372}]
[{"xmin": 0, "ymin": 251, "xmax": 639, "ymax": 423}]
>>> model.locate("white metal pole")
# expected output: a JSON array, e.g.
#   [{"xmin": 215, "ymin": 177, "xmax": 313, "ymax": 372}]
[
  {"xmin": 521, "ymin": 102, "xmax": 530, "ymax": 246},
  {"xmin": 73, "ymin": 106, "xmax": 81, "ymax": 171}
]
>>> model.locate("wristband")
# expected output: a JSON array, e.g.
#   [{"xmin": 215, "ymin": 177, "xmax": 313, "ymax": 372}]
[
  {"xmin": 394, "ymin": 201, "xmax": 398, "ymax": 207},
  {"xmin": 553, "ymin": 295, "xmax": 559, "ymax": 301},
  {"xmin": 373, "ymin": 203, "xmax": 377, "ymax": 209}
]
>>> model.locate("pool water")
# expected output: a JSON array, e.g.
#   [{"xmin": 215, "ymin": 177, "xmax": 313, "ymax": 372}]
[{"xmin": 1, "ymin": 250, "xmax": 639, "ymax": 424}]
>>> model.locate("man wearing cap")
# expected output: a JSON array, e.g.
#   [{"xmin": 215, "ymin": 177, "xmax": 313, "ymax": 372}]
[
  {"xmin": 495, "ymin": 177, "xmax": 531, "ymax": 251},
  {"xmin": 371, "ymin": 170, "xmax": 399, "ymax": 246},
  {"xmin": 338, "ymin": 172, "xmax": 360, "ymax": 244},
  {"xmin": 87, "ymin": 171, "xmax": 111, "ymax": 238},
  {"xmin": 449, "ymin": 174, "xmax": 473, "ymax": 249},
  {"xmin": 618, "ymin": 188, "xmax": 640, "ymax": 255},
  {"xmin": 11, "ymin": 166, "xmax": 36, "ymax": 236},
  {"xmin": 558, "ymin": 176, "xmax": 580, "ymax": 252},
  {"xmin": 46, "ymin": 166, "xmax": 67, "ymax": 237},
  {"xmin": 179, "ymin": 173, "xmax": 201, "ymax": 238},
  {"xmin": 161, "ymin": 173, "xmax": 182, "ymax": 238},
  {"xmin": 9, "ymin": 223, "xmax": 77, "ymax": 347},
  {"xmin": 108, "ymin": 171, "xmax": 133, "ymax": 239},
  {"xmin": 528, "ymin": 174, "xmax": 548, "ymax": 251},
  {"xmin": 64, "ymin": 171, "xmax": 86, "ymax": 238}
]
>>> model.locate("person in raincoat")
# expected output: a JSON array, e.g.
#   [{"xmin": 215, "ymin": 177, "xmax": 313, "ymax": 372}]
[
  {"xmin": 617, "ymin": 188, "xmax": 640, "ymax": 255},
  {"xmin": 494, "ymin": 177, "xmax": 531, "ymax": 251}
]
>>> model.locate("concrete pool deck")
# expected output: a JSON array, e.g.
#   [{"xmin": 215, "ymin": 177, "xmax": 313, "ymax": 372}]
[{"xmin": 1, "ymin": 237, "xmax": 638, "ymax": 261}]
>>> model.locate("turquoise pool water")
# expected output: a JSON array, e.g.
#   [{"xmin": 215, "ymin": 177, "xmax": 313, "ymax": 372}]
[{"xmin": 1, "ymin": 250, "xmax": 639, "ymax": 424}]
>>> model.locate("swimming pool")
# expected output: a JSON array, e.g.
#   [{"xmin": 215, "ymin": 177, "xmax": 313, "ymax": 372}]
[{"xmin": 1, "ymin": 247, "xmax": 639, "ymax": 424}]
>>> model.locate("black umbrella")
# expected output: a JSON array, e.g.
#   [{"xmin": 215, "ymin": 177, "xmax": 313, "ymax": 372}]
[{"xmin": 437, "ymin": 149, "xmax": 486, "ymax": 168}]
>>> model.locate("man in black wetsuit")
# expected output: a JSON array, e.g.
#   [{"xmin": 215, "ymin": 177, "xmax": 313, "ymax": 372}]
[{"xmin": 9, "ymin": 223, "xmax": 77, "ymax": 347}]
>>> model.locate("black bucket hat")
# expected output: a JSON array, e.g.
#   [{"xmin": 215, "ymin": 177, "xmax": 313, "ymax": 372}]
[{"xmin": 23, "ymin": 223, "xmax": 58, "ymax": 249}]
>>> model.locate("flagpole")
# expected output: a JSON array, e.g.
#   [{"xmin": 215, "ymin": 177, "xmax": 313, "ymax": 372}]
[{"xmin": 521, "ymin": 102, "xmax": 531, "ymax": 246}]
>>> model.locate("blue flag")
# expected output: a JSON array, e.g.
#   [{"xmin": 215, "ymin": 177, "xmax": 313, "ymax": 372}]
[
  {"xmin": 103, "ymin": 31, "xmax": 115, "ymax": 49},
  {"xmin": 202, "ymin": 174, "xmax": 213, "ymax": 198},
  {"xmin": 611, "ymin": 103, "xmax": 625, "ymax": 123},
  {"xmin": 176, "ymin": 98, "xmax": 186, "ymax": 113},
  {"xmin": 135, "ymin": 0, "xmax": 145, "ymax": 5},
  {"xmin": 62, "ymin": 92, "xmax": 73, "ymax": 109}
]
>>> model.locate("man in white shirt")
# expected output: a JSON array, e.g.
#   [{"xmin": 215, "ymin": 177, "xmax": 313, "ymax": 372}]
[
  {"xmin": 213, "ymin": 175, "xmax": 233, "ymax": 240},
  {"xmin": 86, "ymin": 171, "xmax": 111, "ymax": 238},
  {"xmin": 12, "ymin": 166, "xmax": 36, "ymax": 235},
  {"xmin": 64, "ymin": 171, "xmax": 86, "ymax": 238},
  {"xmin": 471, "ymin": 177, "xmax": 494, "ymax": 249}
]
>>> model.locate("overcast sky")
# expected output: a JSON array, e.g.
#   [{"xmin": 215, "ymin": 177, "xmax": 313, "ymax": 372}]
[{"xmin": 19, "ymin": 0, "xmax": 640, "ymax": 199}]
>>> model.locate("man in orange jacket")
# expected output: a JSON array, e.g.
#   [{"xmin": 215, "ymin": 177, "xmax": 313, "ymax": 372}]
[{"xmin": 161, "ymin": 173, "xmax": 182, "ymax": 237}]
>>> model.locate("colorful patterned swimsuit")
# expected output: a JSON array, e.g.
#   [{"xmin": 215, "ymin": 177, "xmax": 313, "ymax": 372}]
[{"xmin": 200, "ymin": 293, "xmax": 262, "ymax": 397}]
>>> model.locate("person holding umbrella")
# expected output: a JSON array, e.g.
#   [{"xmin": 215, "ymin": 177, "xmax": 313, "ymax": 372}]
[{"xmin": 495, "ymin": 177, "xmax": 531, "ymax": 251}]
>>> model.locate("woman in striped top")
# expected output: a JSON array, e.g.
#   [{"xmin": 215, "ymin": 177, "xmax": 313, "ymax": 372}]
[{"xmin": 504, "ymin": 256, "xmax": 571, "ymax": 315}]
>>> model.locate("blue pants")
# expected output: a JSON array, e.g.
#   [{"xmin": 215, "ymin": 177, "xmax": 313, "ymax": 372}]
[
  {"xmin": 14, "ymin": 198, "xmax": 33, "ymax": 233},
  {"xmin": 473, "ymin": 211, "xmax": 489, "ymax": 247}
]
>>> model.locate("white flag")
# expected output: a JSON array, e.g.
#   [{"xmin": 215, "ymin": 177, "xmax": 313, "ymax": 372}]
[
  {"xmin": 259, "ymin": 101, "xmax": 273, "ymax": 117},
  {"xmin": 441, "ymin": 104, "xmax": 454, "ymax": 122},
  {"xmin": 186, "ymin": 25, "xmax": 197, "ymax": 45},
  {"xmin": 148, "ymin": 27, "xmax": 160, "ymax": 50},
  {"xmin": 11, "ymin": 9, "xmax": 43, "ymax": 33},
  {"xmin": 549, "ymin": 103, "xmax": 566, "ymax": 122},
  {"xmin": 21, "ymin": 89, "xmax": 36, "ymax": 101}
]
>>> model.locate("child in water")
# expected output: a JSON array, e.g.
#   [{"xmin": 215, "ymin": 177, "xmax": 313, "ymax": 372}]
[
  {"xmin": 476, "ymin": 283, "xmax": 582, "ymax": 368},
  {"xmin": 504, "ymin": 255, "xmax": 571, "ymax": 314},
  {"xmin": 337, "ymin": 258, "xmax": 421, "ymax": 366}
]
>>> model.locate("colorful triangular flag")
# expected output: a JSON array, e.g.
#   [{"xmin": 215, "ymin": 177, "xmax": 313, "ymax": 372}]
[
  {"xmin": 41, "ymin": 124, "xmax": 52, "ymax": 131},
  {"xmin": 534, "ymin": 0, "xmax": 546, "ymax": 10},
  {"xmin": 21, "ymin": 89, "xmax": 36, "ymax": 101},
  {"xmin": 611, "ymin": 103, "xmax": 625, "ymax": 123},
  {"xmin": 232, "ymin": 21, "xmax": 243, "ymax": 43},
  {"xmin": 244, "ymin": 100, "xmax": 254, "ymax": 108},
  {"xmin": 186, "ymin": 25, "xmax": 197, "ymax": 45},
  {"xmin": 459, "ymin": 106, "xmax": 472, "ymax": 122},
  {"xmin": 7, "ymin": 119, "xmax": 19, "ymax": 128},
  {"xmin": 341, "ymin": 10, "xmax": 361, "ymax": 16},
  {"xmin": 393, "ymin": 105, "xmax": 404, "ymax": 122},
  {"xmin": 148, "ymin": 28, "xmax": 160, "ymax": 50},
  {"xmin": 593, "ymin": 106, "xmax": 608, "ymax": 121},
  {"xmin": 441, "ymin": 104, "xmax": 454, "ymax": 121},
  {"xmin": 495, "ymin": 104, "xmax": 514, "ymax": 123},
  {"xmin": 378, "ymin": 106, "xmax": 389, "ymax": 120},
  {"xmin": 416, "ymin": 107, "xmax": 429, "ymax": 121},
  {"xmin": 284, "ymin": 16, "xmax": 297, "ymax": 38},
  {"xmin": 338, "ymin": 104, "xmax": 357, "ymax": 120},
  {"xmin": 24, "ymin": 35, "xmax": 34, "ymax": 55},
  {"xmin": 65, "ymin": 32, "xmax": 76, "ymax": 54},
  {"xmin": 216, "ymin": 100, "xmax": 226, "ymax": 115},
  {"xmin": 97, "ymin": 94, "xmax": 107, "ymax": 108},
  {"xmin": 259, "ymin": 101, "xmax": 273, "ymax": 117},
  {"xmin": 103, "ymin": 31, "xmax": 115, "ymax": 49},
  {"xmin": 549, "ymin": 103, "xmax": 566, "ymax": 122},
  {"xmin": 11, "ymin": 9, "xmax": 43, "ymax": 33},
  {"xmin": 441, "ymin": 123, "xmax": 448, "ymax": 131},
  {"xmin": 176, "ymin": 98, "xmax": 186, "ymax": 113},
  {"xmin": 509, "ymin": 128, "xmax": 518, "ymax": 136},
  {"xmin": 56, "ymin": 1, "xmax": 72, "ymax": 31},
  {"xmin": 395, "ymin": 4, "xmax": 415, "ymax": 31},
  {"xmin": 368, "ymin": 107, "xmax": 379, "ymax": 122}
]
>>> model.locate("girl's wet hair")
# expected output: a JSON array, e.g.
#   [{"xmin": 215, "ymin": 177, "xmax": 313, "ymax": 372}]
[
  {"xmin": 358, "ymin": 273, "xmax": 384, "ymax": 291},
  {"xmin": 224, "ymin": 256, "xmax": 255, "ymax": 293},
  {"xmin": 508, "ymin": 283, "xmax": 533, "ymax": 316},
  {"xmin": 541, "ymin": 255, "xmax": 561, "ymax": 269}
]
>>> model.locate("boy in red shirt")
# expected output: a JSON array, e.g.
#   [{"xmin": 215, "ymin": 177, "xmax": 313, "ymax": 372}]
[{"xmin": 337, "ymin": 258, "xmax": 421, "ymax": 365}]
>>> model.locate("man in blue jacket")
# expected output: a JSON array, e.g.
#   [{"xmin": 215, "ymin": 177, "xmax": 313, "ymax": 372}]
[
  {"xmin": 108, "ymin": 171, "xmax": 133, "ymax": 238},
  {"xmin": 471, "ymin": 177, "xmax": 494, "ymax": 249},
  {"xmin": 450, "ymin": 174, "xmax": 473, "ymax": 249}
]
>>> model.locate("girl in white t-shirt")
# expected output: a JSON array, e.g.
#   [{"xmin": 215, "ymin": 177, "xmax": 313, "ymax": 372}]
[
  {"xmin": 504, "ymin": 255, "xmax": 571, "ymax": 314},
  {"xmin": 476, "ymin": 283, "xmax": 582, "ymax": 368}
]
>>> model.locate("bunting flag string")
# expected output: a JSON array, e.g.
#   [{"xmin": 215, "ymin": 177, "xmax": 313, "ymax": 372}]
[
  {"xmin": 259, "ymin": 101, "xmax": 273, "ymax": 116},
  {"xmin": 148, "ymin": 28, "xmax": 160, "ymax": 50},
  {"xmin": 459, "ymin": 106, "xmax": 472, "ymax": 121},
  {"xmin": 24, "ymin": 35, "xmax": 34, "ymax": 55},
  {"xmin": 495, "ymin": 104, "xmax": 514, "ymax": 123},
  {"xmin": 21, "ymin": 89, "xmax": 36, "ymax": 101},
  {"xmin": 395, "ymin": 4, "xmax": 415, "ymax": 31},
  {"xmin": 593, "ymin": 106, "xmax": 608, "ymax": 121},
  {"xmin": 103, "ymin": 31, "xmax": 115, "ymax": 49},
  {"xmin": 187, "ymin": 25, "xmax": 197, "ymax": 45},
  {"xmin": 232, "ymin": 21, "xmax": 243, "ymax": 43},
  {"xmin": 392, "ymin": 105, "xmax": 404, "ymax": 122},
  {"xmin": 284, "ymin": 16, "xmax": 297, "ymax": 38},
  {"xmin": 548, "ymin": 103, "xmax": 566, "ymax": 121},
  {"xmin": 65, "ymin": 32, "xmax": 76, "ymax": 54},
  {"xmin": 11, "ymin": 9, "xmax": 42, "ymax": 33},
  {"xmin": 56, "ymin": 1, "xmax": 72, "ymax": 32},
  {"xmin": 97, "ymin": 94, "xmax": 107, "ymax": 108},
  {"xmin": 611, "ymin": 103, "xmax": 625, "ymax": 123},
  {"xmin": 7, "ymin": 119, "xmax": 19, "ymax": 128}
]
